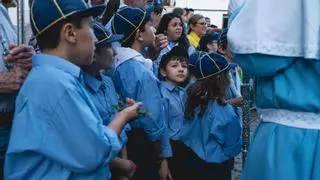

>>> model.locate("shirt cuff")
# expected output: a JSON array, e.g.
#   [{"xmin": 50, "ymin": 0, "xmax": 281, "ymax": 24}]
[
  {"xmin": 145, "ymin": 124, "xmax": 165, "ymax": 141},
  {"xmin": 102, "ymin": 127, "xmax": 122, "ymax": 162}
]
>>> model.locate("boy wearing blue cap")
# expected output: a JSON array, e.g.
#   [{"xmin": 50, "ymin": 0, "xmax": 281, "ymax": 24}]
[
  {"xmin": 173, "ymin": 53, "xmax": 242, "ymax": 180},
  {"xmin": 158, "ymin": 46, "xmax": 189, "ymax": 180},
  {"xmin": 82, "ymin": 22, "xmax": 136, "ymax": 180},
  {"xmin": 5, "ymin": 1, "xmax": 141, "ymax": 179},
  {"xmin": 111, "ymin": 6, "xmax": 165, "ymax": 180}
]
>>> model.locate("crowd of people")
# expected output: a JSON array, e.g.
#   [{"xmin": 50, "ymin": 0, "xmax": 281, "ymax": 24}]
[{"xmin": 0, "ymin": 0, "xmax": 319, "ymax": 180}]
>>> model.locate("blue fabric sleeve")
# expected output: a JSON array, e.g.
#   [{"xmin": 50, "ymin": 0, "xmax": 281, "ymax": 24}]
[
  {"xmin": 41, "ymin": 88, "xmax": 122, "ymax": 173},
  {"xmin": 160, "ymin": 99, "xmax": 173, "ymax": 158},
  {"xmin": 135, "ymin": 74, "xmax": 166, "ymax": 141}
]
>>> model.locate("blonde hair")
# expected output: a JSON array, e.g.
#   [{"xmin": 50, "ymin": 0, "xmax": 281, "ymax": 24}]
[{"xmin": 188, "ymin": 14, "xmax": 205, "ymax": 34}]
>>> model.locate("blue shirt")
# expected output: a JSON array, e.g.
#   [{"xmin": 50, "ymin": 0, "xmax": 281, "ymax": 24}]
[
  {"xmin": 159, "ymin": 82, "xmax": 185, "ymax": 157},
  {"xmin": 234, "ymin": 54, "xmax": 320, "ymax": 112},
  {"xmin": 5, "ymin": 54, "xmax": 122, "ymax": 180},
  {"xmin": 179, "ymin": 100, "xmax": 242, "ymax": 163},
  {"xmin": 83, "ymin": 72, "xmax": 130, "ymax": 146},
  {"xmin": 113, "ymin": 58, "xmax": 165, "ymax": 141}
]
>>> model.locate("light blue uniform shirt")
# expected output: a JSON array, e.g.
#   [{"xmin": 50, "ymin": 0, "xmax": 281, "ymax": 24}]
[
  {"xmin": 113, "ymin": 58, "xmax": 165, "ymax": 141},
  {"xmin": 180, "ymin": 100, "xmax": 242, "ymax": 163},
  {"xmin": 83, "ymin": 72, "xmax": 130, "ymax": 146},
  {"xmin": 0, "ymin": 3, "xmax": 17, "ymax": 159},
  {"xmin": 5, "ymin": 54, "xmax": 122, "ymax": 180},
  {"xmin": 159, "ymin": 82, "xmax": 185, "ymax": 157}
]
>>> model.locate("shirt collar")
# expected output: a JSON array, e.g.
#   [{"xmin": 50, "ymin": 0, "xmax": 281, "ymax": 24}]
[
  {"xmin": 161, "ymin": 81, "xmax": 182, "ymax": 92},
  {"xmin": 32, "ymin": 53, "xmax": 81, "ymax": 78},
  {"xmin": 83, "ymin": 71, "xmax": 103, "ymax": 93}
]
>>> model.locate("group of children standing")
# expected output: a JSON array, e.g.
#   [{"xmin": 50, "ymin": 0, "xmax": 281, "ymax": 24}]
[{"xmin": 4, "ymin": 1, "xmax": 243, "ymax": 180}]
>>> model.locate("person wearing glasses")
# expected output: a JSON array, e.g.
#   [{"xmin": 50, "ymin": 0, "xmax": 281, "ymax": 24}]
[{"xmin": 187, "ymin": 14, "xmax": 207, "ymax": 49}]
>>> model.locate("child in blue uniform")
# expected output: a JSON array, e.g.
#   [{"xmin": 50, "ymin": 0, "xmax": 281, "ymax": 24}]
[
  {"xmin": 175, "ymin": 53, "xmax": 242, "ymax": 180},
  {"xmin": 157, "ymin": 46, "xmax": 189, "ymax": 180},
  {"xmin": 82, "ymin": 22, "xmax": 136, "ymax": 180},
  {"xmin": 5, "ymin": 1, "xmax": 141, "ymax": 179},
  {"xmin": 111, "ymin": 7, "xmax": 166, "ymax": 180}
]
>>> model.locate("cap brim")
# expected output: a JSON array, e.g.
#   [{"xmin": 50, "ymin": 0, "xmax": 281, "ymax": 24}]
[
  {"xmin": 97, "ymin": 34, "xmax": 124, "ymax": 47},
  {"xmin": 70, "ymin": 5, "xmax": 107, "ymax": 19}
]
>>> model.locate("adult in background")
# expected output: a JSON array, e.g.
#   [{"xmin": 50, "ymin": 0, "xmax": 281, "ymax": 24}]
[
  {"xmin": 172, "ymin": 7, "xmax": 187, "ymax": 24},
  {"xmin": 187, "ymin": 14, "xmax": 207, "ymax": 49},
  {"xmin": 184, "ymin": 8, "xmax": 194, "ymax": 22},
  {"xmin": 0, "ymin": 0, "xmax": 34, "ymax": 178},
  {"xmin": 147, "ymin": 4, "xmax": 164, "ymax": 29}
]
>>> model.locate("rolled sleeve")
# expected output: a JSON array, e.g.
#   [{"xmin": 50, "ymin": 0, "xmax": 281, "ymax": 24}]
[
  {"xmin": 114, "ymin": 62, "xmax": 165, "ymax": 141},
  {"xmin": 161, "ymin": 129, "xmax": 173, "ymax": 158},
  {"xmin": 137, "ymin": 75, "xmax": 165, "ymax": 141}
]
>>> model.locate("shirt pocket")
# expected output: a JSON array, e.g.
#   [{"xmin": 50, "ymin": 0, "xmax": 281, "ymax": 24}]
[{"xmin": 167, "ymin": 107, "xmax": 183, "ymax": 133}]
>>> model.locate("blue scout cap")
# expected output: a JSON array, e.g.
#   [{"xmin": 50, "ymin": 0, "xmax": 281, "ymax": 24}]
[
  {"xmin": 93, "ymin": 22, "xmax": 124, "ymax": 47},
  {"xmin": 112, "ymin": 7, "xmax": 151, "ymax": 44},
  {"xmin": 189, "ymin": 51, "xmax": 206, "ymax": 68},
  {"xmin": 218, "ymin": 28, "xmax": 228, "ymax": 46},
  {"xmin": 195, "ymin": 52, "xmax": 230, "ymax": 80},
  {"xmin": 30, "ymin": 0, "xmax": 106, "ymax": 37}
]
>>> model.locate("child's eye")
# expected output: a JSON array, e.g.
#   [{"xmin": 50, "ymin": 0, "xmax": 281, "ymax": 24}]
[{"xmin": 182, "ymin": 64, "xmax": 188, "ymax": 68}]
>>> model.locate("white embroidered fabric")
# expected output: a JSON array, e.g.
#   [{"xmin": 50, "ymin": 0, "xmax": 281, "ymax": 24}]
[
  {"xmin": 258, "ymin": 108, "xmax": 320, "ymax": 130},
  {"xmin": 228, "ymin": 0, "xmax": 320, "ymax": 60}
]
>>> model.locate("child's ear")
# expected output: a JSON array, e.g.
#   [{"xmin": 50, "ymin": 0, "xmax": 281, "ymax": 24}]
[
  {"xmin": 62, "ymin": 23, "xmax": 77, "ymax": 44},
  {"xmin": 160, "ymin": 68, "xmax": 167, "ymax": 78},
  {"xmin": 136, "ymin": 29, "xmax": 144, "ymax": 42},
  {"xmin": 206, "ymin": 44, "xmax": 212, "ymax": 51}
]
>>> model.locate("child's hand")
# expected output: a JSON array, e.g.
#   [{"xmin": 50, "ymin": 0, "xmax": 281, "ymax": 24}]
[
  {"xmin": 125, "ymin": 98, "xmax": 135, "ymax": 106},
  {"xmin": 122, "ymin": 100, "xmax": 142, "ymax": 121},
  {"xmin": 154, "ymin": 34, "xmax": 168, "ymax": 52},
  {"xmin": 228, "ymin": 97, "xmax": 243, "ymax": 107},
  {"xmin": 158, "ymin": 159, "xmax": 172, "ymax": 180}
]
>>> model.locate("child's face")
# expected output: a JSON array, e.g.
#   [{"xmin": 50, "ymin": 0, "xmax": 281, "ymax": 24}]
[
  {"xmin": 75, "ymin": 18, "xmax": 97, "ymax": 66},
  {"xmin": 207, "ymin": 41, "xmax": 218, "ymax": 52},
  {"xmin": 140, "ymin": 21, "xmax": 156, "ymax": 47},
  {"xmin": 161, "ymin": 59, "xmax": 188, "ymax": 85},
  {"xmin": 94, "ymin": 46, "xmax": 114, "ymax": 70},
  {"xmin": 167, "ymin": 18, "xmax": 183, "ymax": 41}
]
